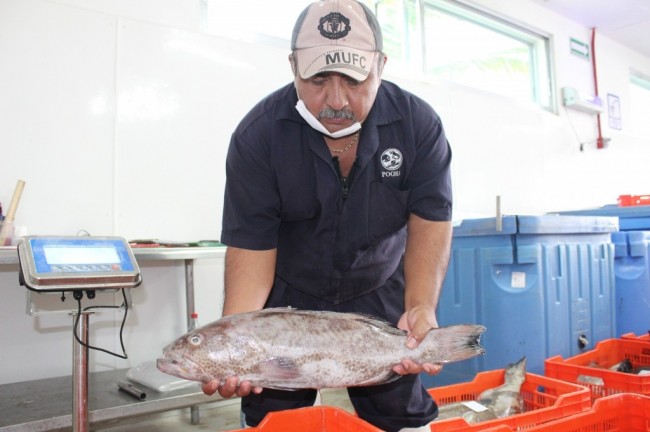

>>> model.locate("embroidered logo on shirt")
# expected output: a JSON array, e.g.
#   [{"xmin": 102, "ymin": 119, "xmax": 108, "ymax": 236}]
[
  {"xmin": 380, "ymin": 148, "xmax": 402, "ymax": 178},
  {"xmin": 381, "ymin": 149, "xmax": 403, "ymax": 170}
]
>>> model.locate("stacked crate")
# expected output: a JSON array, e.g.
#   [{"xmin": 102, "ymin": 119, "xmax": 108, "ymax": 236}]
[
  {"xmin": 545, "ymin": 337, "xmax": 650, "ymax": 401},
  {"xmin": 481, "ymin": 393, "xmax": 650, "ymax": 431},
  {"xmin": 427, "ymin": 368, "xmax": 591, "ymax": 431}
]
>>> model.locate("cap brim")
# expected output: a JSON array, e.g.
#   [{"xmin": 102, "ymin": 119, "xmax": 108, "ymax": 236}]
[{"xmin": 295, "ymin": 46, "xmax": 376, "ymax": 82}]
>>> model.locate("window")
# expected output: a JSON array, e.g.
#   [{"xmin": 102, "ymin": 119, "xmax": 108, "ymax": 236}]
[
  {"xmin": 372, "ymin": 0, "xmax": 553, "ymax": 110},
  {"xmin": 629, "ymin": 70, "xmax": 650, "ymax": 138}
]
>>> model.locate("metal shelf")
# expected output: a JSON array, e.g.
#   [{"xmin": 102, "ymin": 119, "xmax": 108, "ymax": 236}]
[
  {"xmin": 0, "ymin": 369, "xmax": 229, "ymax": 431},
  {"xmin": 0, "ymin": 247, "xmax": 19, "ymax": 265}
]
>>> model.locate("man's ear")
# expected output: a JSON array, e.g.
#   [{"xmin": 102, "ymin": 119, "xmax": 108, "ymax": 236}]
[
  {"xmin": 289, "ymin": 53, "xmax": 297, "ymax": 76},
  {"xmin": 378, "ymin": 53, "xmax": 387, "ymax": 77}
]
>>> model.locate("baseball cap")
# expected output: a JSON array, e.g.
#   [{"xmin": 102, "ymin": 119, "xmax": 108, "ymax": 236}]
[{"xmin": 291, "ymin": 0, "xmax": 383, "ymax": 82}]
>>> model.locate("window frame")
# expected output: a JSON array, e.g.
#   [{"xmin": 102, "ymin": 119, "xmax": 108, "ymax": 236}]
[{"xmin": 628, "ymin": 68, "xmax": 650, "ymax": 137}]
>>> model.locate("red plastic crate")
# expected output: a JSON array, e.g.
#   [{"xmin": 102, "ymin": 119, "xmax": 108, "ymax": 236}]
[
  {"xmin": 545, "ymin": 338, "xmax": 650, "ymax": 401},
  {"xmin": 618, "ymin": 194, "xmax": 650, "ymax": 207},
  {"xmin": 426, "ymin": 369, "xmax": 590, "ymax": 432},
  {"xmin": 228, "ymin": 406, "xmax": 381, "ymax": 431},
  {"xmin": 478, "ymin": 393, "xmax": 650, "ymax": 431},
  {"xmin": 622, "ymin": 332, "xmax": 650, "ymax": 342}
]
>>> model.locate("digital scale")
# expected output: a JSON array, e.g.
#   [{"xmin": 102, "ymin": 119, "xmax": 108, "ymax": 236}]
[
  {"xmin": 18, "ymin": 236, "xmax": 141, "ymax": 292},
  {"xmin": 17, "ymin": 235, "xmax": 142, "ymax": 432}
]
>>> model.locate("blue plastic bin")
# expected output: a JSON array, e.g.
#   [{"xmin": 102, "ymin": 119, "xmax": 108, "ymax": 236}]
[
  {"xmin": 424, "ymin": 215, "xmax": 617, "ymax": 388},
  {"xmin": 560, "ymin": 205, "xmax": 650, "ymax": 337},
  {"xmin": 610, "ymin": 231, "xmax": 650, "ymax": 336},
  {"xmin": 561, "ymin": 204, "xmax": 650, "ymax": 231}
]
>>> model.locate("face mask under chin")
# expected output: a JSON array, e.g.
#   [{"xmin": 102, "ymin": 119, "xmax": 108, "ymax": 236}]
[{"xmin": 295, "ymin": 99, "xmax": 362, "ymax": 139}]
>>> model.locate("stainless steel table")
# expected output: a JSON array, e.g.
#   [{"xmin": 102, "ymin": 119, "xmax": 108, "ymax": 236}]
[{"xmin": 0, "ymin": 369, "xmax": 227, "ymax": 431}]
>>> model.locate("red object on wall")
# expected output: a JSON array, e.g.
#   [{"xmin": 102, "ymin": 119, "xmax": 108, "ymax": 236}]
[{"xmin": 618, "ymin": 194, "xmax": 650, "ymax": 206}]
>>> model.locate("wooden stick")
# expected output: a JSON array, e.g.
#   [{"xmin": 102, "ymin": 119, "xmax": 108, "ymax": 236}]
[{"xmin": 0, "ymin": 179, "xmax": 26, "ymax": 245}]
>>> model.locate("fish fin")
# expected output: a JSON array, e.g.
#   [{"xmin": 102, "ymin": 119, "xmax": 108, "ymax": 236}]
[
  {"xmin": 264, "ymin": 386, "xmax": 301, "ymax": 391},
  {"xmin": 421, "ymin": 324, "xmax": 486, "ymax": 363},
  {"xmin": 257, "ymin": 357, "xmax": 301, "ymax": 380},
  {"xmin": 351, "ymin": 314, "xmax": 406, "ymax": 336},
  {"xmin": 360, "ymin": 371, "xmax": 402, "ymax": 386},
  {"xmin": 258, "ymin": 308, "xmax": 407, "ymax": 336}
]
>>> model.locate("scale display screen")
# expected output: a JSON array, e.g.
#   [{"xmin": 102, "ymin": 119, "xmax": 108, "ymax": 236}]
[
  {"xmin": 44, "ymin": 245, "xmax": 119, "ymax": 266},
  {"xmin": 31, "ymin": 238, "xmax": 135, "ymax": 274},
  {"xmin": 18, "ymin": 236, "xmax": 141, "ymax": 291}
]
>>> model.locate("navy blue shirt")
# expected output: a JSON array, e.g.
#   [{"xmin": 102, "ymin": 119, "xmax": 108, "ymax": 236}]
[{"xmin": 221, "ymin": 80, "xmax": 452, "ymax": 304}]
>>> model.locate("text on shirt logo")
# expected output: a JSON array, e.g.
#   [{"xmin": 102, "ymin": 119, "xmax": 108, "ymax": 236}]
[{"xmin": 380, "ymin": 148, "xmax": 403, "ymax": 177}]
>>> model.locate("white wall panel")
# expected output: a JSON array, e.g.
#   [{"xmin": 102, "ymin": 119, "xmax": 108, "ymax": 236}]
[
  {"xmin": 50, "ymin": 0, "xmax": 203, "ymax": 31},
  {"xmin": 444, "ymin": 89, "xmax": 546, "ymax": 216},
  {"xmin": 114, "ymin": 19, "xmax": 291, "ymax": 241},
  {"xmin": 0, "ymin": 0, "xmax": 117, "ymax": 236}
]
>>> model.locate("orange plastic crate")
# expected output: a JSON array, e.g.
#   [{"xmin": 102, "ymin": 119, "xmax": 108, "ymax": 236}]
[
  {"xmin": 478, "ymin": 393, "xmax": 650, "ymax": 431},
  {"xmin": 545, "ymin": 338, "xmax": 650, "ymax": 401},
  {"xmin": 426, "ymin": 369, "xmax": 590, "ymax": 432},
  {"xmin": 228, "ymin": 406, "xmax": 381, "ymax": 431},
  {"xmin": 622, "ymin": 332, "xmax": 650, "ymax": 342}
]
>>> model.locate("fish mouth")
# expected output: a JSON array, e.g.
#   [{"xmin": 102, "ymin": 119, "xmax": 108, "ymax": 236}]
[{"xmin": 156, "ymin": 355, "xmax": 207, "ymax": 382}]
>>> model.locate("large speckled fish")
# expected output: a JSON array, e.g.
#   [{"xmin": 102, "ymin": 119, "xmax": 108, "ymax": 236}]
[{"xmin": 156, "ymin": 308, "xmax": 486, "ymax": 390}]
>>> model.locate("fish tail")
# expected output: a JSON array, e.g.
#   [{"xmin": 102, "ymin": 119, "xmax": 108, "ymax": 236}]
[{"xmin": 420, "ymin": 324, "xmax": 486, "ymax": 363}]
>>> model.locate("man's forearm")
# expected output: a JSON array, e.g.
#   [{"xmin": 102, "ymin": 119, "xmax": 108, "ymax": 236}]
[
  {"xmin": 403, "ymin": 215, "xmax": 452, "ymax": 311},
  {"xmin": 223, "ymin": 246, "xmax": 277, "ymax": 316}
]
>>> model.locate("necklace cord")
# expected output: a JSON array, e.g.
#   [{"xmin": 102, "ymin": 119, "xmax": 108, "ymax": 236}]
[{"xmin": 328, "ymin": 131, "xmax": 360, "ymax": 153}]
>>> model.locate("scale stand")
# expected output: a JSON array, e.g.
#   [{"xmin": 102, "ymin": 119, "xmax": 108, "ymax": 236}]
[
  {"xmin": 17, "ymin": 236, "xmax": 142, "ymax": 432},
  {"xmin": 73, "ymin": 311, "xmax": 92, "ymax": 431}
]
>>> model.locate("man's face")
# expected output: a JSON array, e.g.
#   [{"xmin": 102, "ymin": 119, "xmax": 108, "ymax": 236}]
[{"xmin": 292, "ymin": 54, "xmax": 386, "ymax": 134}]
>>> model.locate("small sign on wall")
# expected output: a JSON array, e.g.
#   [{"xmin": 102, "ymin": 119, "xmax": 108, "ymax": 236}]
[
  {"xmin": 608, "ymin": 94, "xmax": 622, "ymax": 130},
  {"xmin": 570, "ymin": 37, "xmax": 590, "ymax": 60}
]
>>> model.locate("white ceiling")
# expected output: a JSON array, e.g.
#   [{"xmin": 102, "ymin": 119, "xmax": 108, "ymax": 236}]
[{"xmin": 531, "ymin": 0, "xmax": 650, "ymax": 58}]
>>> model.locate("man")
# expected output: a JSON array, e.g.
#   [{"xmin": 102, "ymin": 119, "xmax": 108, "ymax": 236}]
[{"xmin": 203, "ymin": 0, "xmax": 453, "ymax": 430}]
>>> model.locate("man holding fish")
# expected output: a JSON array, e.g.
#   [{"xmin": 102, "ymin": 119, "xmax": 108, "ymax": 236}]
[{"xmin": 204, "ymin": 0, "xmax": 453, "ymax": 430}]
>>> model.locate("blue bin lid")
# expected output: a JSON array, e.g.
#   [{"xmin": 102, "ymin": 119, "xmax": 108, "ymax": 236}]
[
  {"xmin": 517, "ymin": 215, "xmax": 618, "ymax": 234},
  {"xmin": 452, "ymin": 216, "xmax": 518, "ymax": 237},
  {"xmin": 558, "ymin": 205, "xmax": 650, "ymax": 230},
  {"xmin": 453, "ymin": 215, "xmax": 618, "ymax": 237}
]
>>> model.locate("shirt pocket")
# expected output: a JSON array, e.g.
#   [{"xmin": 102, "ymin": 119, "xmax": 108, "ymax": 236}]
[{"xmin": 368, "ymin": 181, "xmax": 409, "ymax": 243}]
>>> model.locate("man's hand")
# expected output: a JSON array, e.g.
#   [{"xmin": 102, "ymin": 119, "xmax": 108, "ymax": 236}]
[
  {"xmin": 201, "ymin": 377, "xmax": 263, "ymax": 398},
  {"xmin": 392, "ymin": 306, "xmax": 443, "ymax": 376}
]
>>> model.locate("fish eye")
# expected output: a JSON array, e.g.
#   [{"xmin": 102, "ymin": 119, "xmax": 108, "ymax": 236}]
[{"xmin": 189, "ymin": 334, "xmax": 202, "ymax": 346}]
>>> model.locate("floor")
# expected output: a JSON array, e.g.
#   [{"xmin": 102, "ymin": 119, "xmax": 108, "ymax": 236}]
[{"xmin": 96, "ymin": 389, "xmax": 355, "ymax": 431}]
